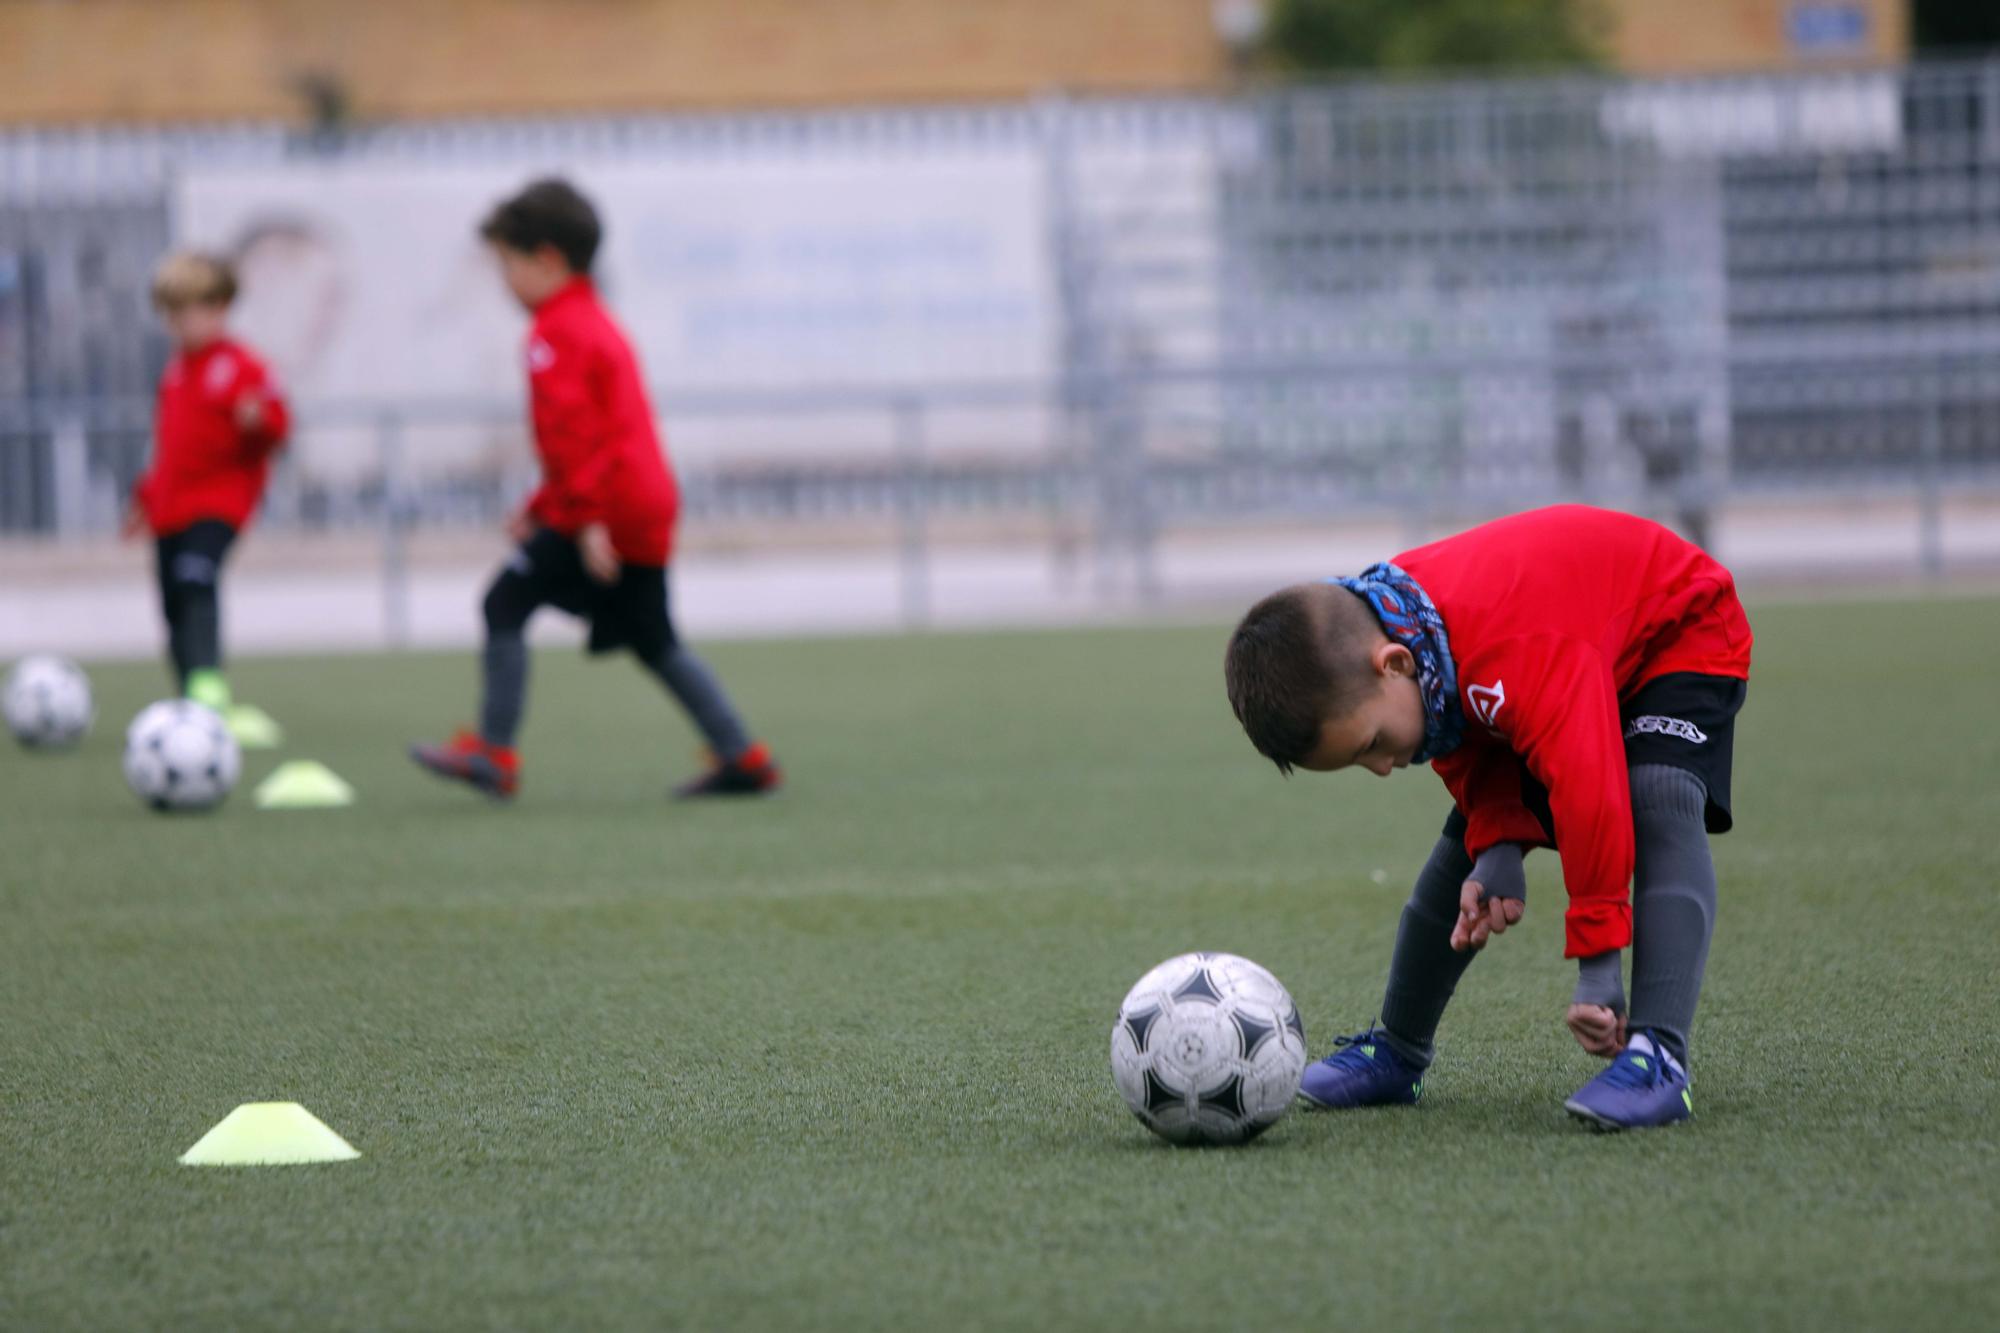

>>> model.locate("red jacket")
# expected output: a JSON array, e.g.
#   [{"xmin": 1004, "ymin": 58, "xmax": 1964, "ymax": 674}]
[
  {"xmin": 519, "ymin": 278, "xmax": 679, "ymax": 565},
  {"xmin": 1397, "ymin": 506, "xmax": 1753, "ymax": 959},
  {"xmin": 136, "ymin": 338, "xmax": 289, "ymax": 536}
]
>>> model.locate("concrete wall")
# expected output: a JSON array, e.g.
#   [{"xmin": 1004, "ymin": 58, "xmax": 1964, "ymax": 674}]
[
  {"xmin": 0, "ymin": 0, "xmax": 1228, "ymax": 123},
  {"xmin": 0, "ymin": 0, "xmax": 1913, "ymax": 126}
]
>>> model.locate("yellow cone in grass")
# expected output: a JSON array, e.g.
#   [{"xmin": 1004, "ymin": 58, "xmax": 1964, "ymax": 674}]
[
  {"xmin": 254, "ymin": 760, "xmax": 355, "ymax": 810},
  {"xmin": 179, "ymin": 1102, "xmax": 360, "ymax": 1166},
  {"xmin": 226, "ymin": 703, "xmax": 284, "ymax": 749}
]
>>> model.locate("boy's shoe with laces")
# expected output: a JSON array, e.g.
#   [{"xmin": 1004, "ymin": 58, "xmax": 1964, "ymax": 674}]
[
  {"xmin": 409, "ymin": 729, "xmax": 519, "ymax": 800},
  {"xmin": 672, "ymin": 742, "xmax": 782, "ymax": 799},
  {"xmin": 1297, "ymin": 1028, "xmax": 1426, "ymax": 1109},
  {"xmin": 1564, "ymin": 1031, "xmax": 1691, "ymax": 1131}
]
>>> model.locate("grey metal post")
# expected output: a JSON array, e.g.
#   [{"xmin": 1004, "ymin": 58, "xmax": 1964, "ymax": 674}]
[
  {"xmin": 1092, "ymin": 379, "xmax": 1138, "ymax": 603},
  {"xmin": 1036, "ymin": 93, "xmax": 1114, "ymax": 603},
  {"xmin": 378, "ymin": 410, "xmax": 412, "ymax": 647},
  {"xmin": 1984, "ymin": 62, "xmax": 2000, "ymax": 162},
  {"xmin": 893, "ymin": 397, "xmax": 930, "ymax": 628},
  {"xmin": 1126, "ymin": 384, "xmax": 1161, "ymax": 606},
  {"xmin": 51, "ymin": 415, "xmax": 89, "ymax": 537},
  {"xmin": 1918, "ymin": 400, "xmax": 1944, "ymax": 581},
  {"xmin": 1044, "ymin": 381, "xmax": 1083, "ymax": 590}
]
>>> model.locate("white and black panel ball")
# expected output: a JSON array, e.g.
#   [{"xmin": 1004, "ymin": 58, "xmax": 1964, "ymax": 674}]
[
  {"xmin": 1110, "ymin": 951, "xmax": 1308, "ymax": 1146},
  {"xmin": 122, "ymin": 700, "xmax": 240, "ymax": 813},
  {"xmin": 2, "ymin": 655, "xmax": 94, "ymax": 750}
]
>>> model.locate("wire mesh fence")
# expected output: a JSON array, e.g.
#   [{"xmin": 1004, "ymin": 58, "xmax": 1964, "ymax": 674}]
[{"xmin": 4, "ymin": 62, "xmax": 1999, "ymax": 632}]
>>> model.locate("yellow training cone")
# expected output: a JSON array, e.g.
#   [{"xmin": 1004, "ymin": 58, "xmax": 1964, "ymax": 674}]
[
  {"xmin": 226, "ymin": 704, "xmax": 285, "ymax": 749},
  {"xmin": 254, "ymin": 760, "xmax": 356, "ymax": 810},
  {"xmin": 179, "ymin": 1102, "xmax": 361, "ymax": 1166}
]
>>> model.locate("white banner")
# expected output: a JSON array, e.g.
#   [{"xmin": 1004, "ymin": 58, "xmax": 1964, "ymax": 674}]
[{"xmin": 174, "ymin": 153, "xmax": 1056, "ymax": 466}]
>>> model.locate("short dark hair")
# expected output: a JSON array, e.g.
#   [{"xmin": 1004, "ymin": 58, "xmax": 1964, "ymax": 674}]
[
  {"xmin": 480, "ymin": 177, "xmax": 602, "ymax": 274},
  {"xmin": 1223, "ymin": 584, "xmax": 1384, "ymax": 774}
]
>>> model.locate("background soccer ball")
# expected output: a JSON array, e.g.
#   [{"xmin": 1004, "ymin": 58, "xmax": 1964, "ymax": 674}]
[
  {"xmin": 123, "ymin": 700, "xmax": 241, "ymax": 812},
  {"xmin": 3, "ymin": 655, "xmax": 94, "ymax": 750},
  {"xmin": 1110, "ymin": 951, "xmax": 1308, "ymax": 1146}
]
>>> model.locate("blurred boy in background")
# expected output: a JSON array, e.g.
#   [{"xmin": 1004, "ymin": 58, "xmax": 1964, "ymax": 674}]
[
  {"xmin": 128, "ymin": 251, "xmax": 289, "ymax": 746},
  {"xmin": 411, "ymin": 178, "xmax": 780, "ymax": 801}
]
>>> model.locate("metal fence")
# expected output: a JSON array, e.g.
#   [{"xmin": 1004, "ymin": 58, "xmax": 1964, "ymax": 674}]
[{"xmin": 5, "ymin": 63, "xmax": 2000, "ymax": 628}]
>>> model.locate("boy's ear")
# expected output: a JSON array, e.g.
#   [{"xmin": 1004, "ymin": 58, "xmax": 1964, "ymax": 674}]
[{"xmin": 1372, "ymin": 641, "xmax": 1416, "ymax": 679}]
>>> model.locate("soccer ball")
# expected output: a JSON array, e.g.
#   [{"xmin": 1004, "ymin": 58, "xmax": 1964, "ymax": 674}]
[
  {"xmin": 3, "ymin": 655, "xmax": 94, "ymax": 750},
  {"xmin": 123, "ymin": 700, "xmax": 241, "ymax": 812},
  {"xmin": 1110, "ymin": 952, "xmax": 1308, "ymax": 1146}
]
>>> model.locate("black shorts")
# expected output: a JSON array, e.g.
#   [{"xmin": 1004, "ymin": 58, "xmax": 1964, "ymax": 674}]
[
  {"xmin": 484, "ymin": 527, "xmax": 678, "ymax": 661},
  {"xmin": 1444, "ymin": 671, "xmax": 1747, "ymax": 845},
  {"xmin": 154, "ymin": 519, "xmax": 238, "ymax": 607},
  {"xmin": 1619, "ymin": 671, "xmax": 1747, "ymax": 833}
]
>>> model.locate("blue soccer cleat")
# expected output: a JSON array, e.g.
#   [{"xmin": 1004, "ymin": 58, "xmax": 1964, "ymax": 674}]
[
  {"xmin": 1564, "ymin": 1031, "xmax": 1692, "ymax": 1131},
  {"xmin": 1298, "ymin": 1028, "xmax": 1425, "ymax": 1109}
]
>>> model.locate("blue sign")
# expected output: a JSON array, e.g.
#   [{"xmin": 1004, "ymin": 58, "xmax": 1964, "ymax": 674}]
[{"xmin": 1787, "ymin": 4, "xmax": 1870, "ymax": 54}]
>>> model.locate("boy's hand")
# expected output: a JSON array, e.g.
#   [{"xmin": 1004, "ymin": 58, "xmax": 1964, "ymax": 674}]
[
  {"xmin": 120, "ymin": 504, "xmax": 148, "ymax": 541},
  {"xmin": 1449, "ymin": 879, "xmax": 1524, "ymax": 952},
  {"xmin": 1566, "ymin": 1003, "xmax": 1627, "ymax": 1058},
  {"xmin": 579, "ymin": 522, "xmax": 620, "ymax": 584},
  {"xmin": 504, "ymin": 511, "xmax": 536, "ymax": 545},
  {"xmin": 234, "ymin": 391, "xmax": 267, "ymax": 434}
]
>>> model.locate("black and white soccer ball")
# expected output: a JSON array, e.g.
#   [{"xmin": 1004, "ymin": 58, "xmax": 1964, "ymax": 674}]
[
  {"xmin": 3, "ymin": 655, "xmax": 94, "ymax": 750},
  {"xmin": 123, "ymin": 700, "xmax": 241, "ymax": 812},
  {"xmin": 1110, "ymin": 952, "xmax": 1308, "ymax": 1146}
]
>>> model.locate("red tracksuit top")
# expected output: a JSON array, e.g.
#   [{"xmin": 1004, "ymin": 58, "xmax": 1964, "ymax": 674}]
[
  {"xmin": 136, "ymin": 337, "xmax": 289, "ymax": 536},
  {"xmin": 520, "ymin": 278, "xmax": 679, "ymax": 566},
  {"xmin": 1395, "ymin": 506, "xmax": 1753, "ymax": 959}
]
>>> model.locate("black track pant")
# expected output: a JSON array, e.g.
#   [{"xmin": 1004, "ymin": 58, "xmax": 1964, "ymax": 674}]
[{"xmin": 154, "ymin": 519, "xmax": 237, "ymax": 689}]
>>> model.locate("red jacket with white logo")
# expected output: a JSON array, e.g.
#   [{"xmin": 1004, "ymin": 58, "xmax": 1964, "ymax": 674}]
[
  {"xmin": 136, "ymin": 338, "xmax": 289, "ymax": 536},
  {"xmin": 1395, "ymin": 506, "xmax": 1753, "ymax": 959},
  {"xmin": 519, "ymin": 278, "xmax": 679, "ymax": 565}
]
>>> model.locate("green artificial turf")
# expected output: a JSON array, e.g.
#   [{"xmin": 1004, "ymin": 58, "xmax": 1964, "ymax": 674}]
[{"xmin": 3, "ymin": 596, "xmax": 1997, "ymax": 1330}]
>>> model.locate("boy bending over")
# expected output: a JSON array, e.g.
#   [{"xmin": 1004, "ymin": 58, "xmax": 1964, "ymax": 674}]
[{"xmin": 1223, "ymin": 505, "xmax": 1751, "ymax": 1130}]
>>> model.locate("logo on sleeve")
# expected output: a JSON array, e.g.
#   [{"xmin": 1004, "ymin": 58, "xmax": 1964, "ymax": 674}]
[
  {"xmin": 1466, "ymin": 679, "xmax": 1506, "ymax": 729},
  {"xmin": 527, "ymin": 337, "xmax": 556, "ymax": 373}
]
